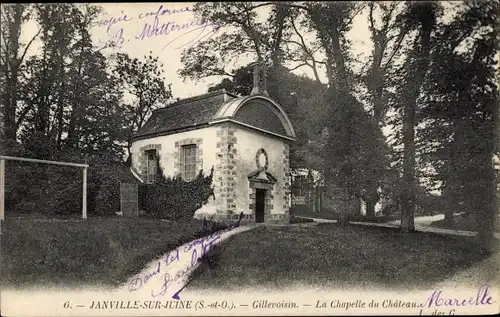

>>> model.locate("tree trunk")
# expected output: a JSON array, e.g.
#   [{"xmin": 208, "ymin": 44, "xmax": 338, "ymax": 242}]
[
  {"xmin": 338, "ymin": 211, "xmax": 349, "ymax": 227},
  {"xmin": 319, "ymin": 190, "xmax": 323, "ymax": 212},
  {"xmin": 270, "ymin": 3, "xmax": 289, "ymax": 67},
  {"xmin": 401, "ymin": 94, "xmax": 417, "ymax": 233},
  {"xmin": 400, "ymin": 8, "xmax": 434, "ymax": 233},
  {"xmin": 66, "ymin": 18, "xmax": 89, "ymax": 148},
  {"xmin": 337, "ymin": 193, "xmax": 350, "ymax": 227},
  {"xmin": 476, "ymin": 81, "xmax": 499, "ymax": 252},
  {"xmin": 55, "ymin": 77, "xmax": 67, "ymax": 148},
  {"xmin": 444, "ymin": 208, "xmax": 454, "ymax": 227},
  {"xmin": 310, "ymin": 187, "xmax": 316, "ymax": 213},
  {"xmin": 365, "ymin": 186, "xmax": 379, "ymax": 218},
  {"xmin": 55, "ymin": 37, "xmax": 69, "ymax": 148},
  {"xmin": 475, "ymin": 155, "xmax": 497, "ymax": 252},
  {"xmin": 4, "ymin": 75, "xmax": 18, "ymax": 142},
  {"xmin": 366, "ymin": 199, "xmax": 376, "ymax": 219},
  {"xmin": 329, "ymin": 26, "xmax": 348, "ymax": 91}
]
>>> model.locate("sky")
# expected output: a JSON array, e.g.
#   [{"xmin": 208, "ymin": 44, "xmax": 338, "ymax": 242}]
[
  {"xmin": 17, "ymin": 2, "xmax": 466, "ymax": 100},
  {"xmin": 86, "ymin": 1, "xmax": 371, "ymax": 99},
  {"xmin": 15, "ymin": 2, "xmax": 497, "ymax": 193},
  {"xmin": 16, "ymin": 2, "xmax": 457, "ymax": 145},
  {"xmin": 92, "ymin": 2, "xmax": 230, "ymax": 98},
  {"xmin": 85, "ymin": 2, "xmax": 459, "ymax": 98},
  {"xmin": 18, "ymin": 2, "xmax": 377, "ymax": 100}
]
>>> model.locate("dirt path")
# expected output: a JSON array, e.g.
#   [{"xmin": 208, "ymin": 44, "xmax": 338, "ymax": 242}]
[
  {"xmin": 118, "ymin": 224, "xmax": 256, "ymax": 299},
  {"xmin": 297, "ymin": 214, "xmax": 500, "ymax": 239}
]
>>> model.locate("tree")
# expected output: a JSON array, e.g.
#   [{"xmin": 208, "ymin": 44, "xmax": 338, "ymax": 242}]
[
  {"xmin": 14, "ymin": 4, "xmax": 125, "ymax": 159},
  {"xmin": 3, "ymin": 4, "xmax": 134, "ymax": 215},
  {"xmin": 302, "ymin": 1, "xmax": 375, "ymax": 226},
  {"xmin": 361, "ymin": 2, "xmax": 414, "ymax": 217},
  {"xmin": 0, "ymin": 3, "xmax": 181, "ymax": 217},
  {"xmin": 0, "ymin": 4, "xmax": 41, "ymax": 147},
  {"xmin": 418, "ymin": 0, "xmax": 499, "ymax": 247},
  {"xmin": 112, "ymin": 52, "xmax": 172, "ymax": 156},
  {"xmin": 396, "ymin": 1, "xmax": 441, "ymax": 233},
  {"xmin": 208, "ymin": 65, "xmax": 254, "ymax": 96},
  {"xmin": 18, "ymin": 4, "xmax": 81, "ymax": 159},
  {"xmin": 178, "ymin": 2, "xmax": 294, "ymax": 81}
]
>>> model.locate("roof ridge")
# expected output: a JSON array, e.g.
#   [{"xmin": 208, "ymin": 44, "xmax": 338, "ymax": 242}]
[{"xmin": 156, "ymin": 89, "xmax": 238, "ymax": 111}]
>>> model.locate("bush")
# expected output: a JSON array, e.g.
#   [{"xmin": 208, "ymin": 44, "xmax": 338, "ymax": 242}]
[
  {"xmin": 5, "ymin": 160, "xmax": 83, "ymax": 216},
  {"xmin": 93, "ymin": 163, "xmax": 141, "ymax": 216},
  {"xmin": 290, "ymin": 204, "xmax": 310, "ymax": 215},
  {"xmin": 2, "ymin": 144, "xmax": 213, "ymax": 220},
  {"xmin": 138, "ymin": 165, "xmax": 214, "ymax": 221},
  {"xmin": 2, "ymin": 146, "xmax": 137, "ymax": 218}
]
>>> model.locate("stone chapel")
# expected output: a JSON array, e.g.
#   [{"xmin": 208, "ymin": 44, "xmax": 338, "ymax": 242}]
[{"xmin": 129, "ymin": 63, "xmax": 296, "ymax": 224}]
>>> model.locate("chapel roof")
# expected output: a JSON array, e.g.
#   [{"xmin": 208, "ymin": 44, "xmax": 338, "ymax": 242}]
[
  {"xmin": 132, "ymin": 90, "xmax": 233, "ymax": 140},
  {"xmin": 131, "ymin": 89, "xmax": 296, "ymax": 142}
]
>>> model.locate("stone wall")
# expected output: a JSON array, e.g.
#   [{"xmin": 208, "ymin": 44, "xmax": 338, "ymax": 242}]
[
  {"xmin": 130, "ymin": 123, "xmax": 292, "ymax": 225},
  {"xmin": 131, "ymin": 127, "xmax": 218, "ymax": 180},
  {"xmin": 213, "ymin": 123, "xmax": 236, "ymax": 221},
  {"xmin": 212, "ymin": 123, "xmax": 259, "ymax": 224},
  {"xmin": 232, "ymin": 122, "xmax": 291, "ymax": 224}
]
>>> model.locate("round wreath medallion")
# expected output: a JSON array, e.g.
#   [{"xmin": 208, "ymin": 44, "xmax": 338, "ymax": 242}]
[{"xmin": 255, "ymin": 148, "xmax": 269, "ymax": 170}]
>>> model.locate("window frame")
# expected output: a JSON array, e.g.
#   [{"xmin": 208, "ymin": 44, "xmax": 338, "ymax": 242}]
[
  {"xmin": 181, "ymin": 144, "xmax": 197, "ymax": 181},
  {"xmin": 145, "ymin": 149, "xmax": 158, "ymax": 183}
]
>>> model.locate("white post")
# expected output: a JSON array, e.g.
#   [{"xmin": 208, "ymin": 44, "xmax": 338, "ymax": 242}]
[
  {"xmin": 0, "ymin": 159, "xmax": 5, "ymax": 221},
  {"xmin": 82, "ymin": 167, "xmax": 87, "ymax": 220}
]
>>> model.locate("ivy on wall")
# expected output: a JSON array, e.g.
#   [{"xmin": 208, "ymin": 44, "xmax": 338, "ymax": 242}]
[{"xmin": 138, "ymin": 159, "xmax": 215, "ymax": 220}]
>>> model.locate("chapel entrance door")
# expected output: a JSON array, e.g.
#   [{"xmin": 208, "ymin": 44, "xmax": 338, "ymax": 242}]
[{"xmin": 255, "ymin": 188, "xmax": 266, "ymax": 223}]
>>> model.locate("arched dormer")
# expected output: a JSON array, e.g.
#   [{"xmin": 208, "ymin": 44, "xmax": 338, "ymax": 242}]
[
  {"xmin": 213, "ymin": 95, "xmax": 296, "ymax": 140},
  {"xmin": 132, "ymin": 90, "xmax": 296, "ymax": 142}
]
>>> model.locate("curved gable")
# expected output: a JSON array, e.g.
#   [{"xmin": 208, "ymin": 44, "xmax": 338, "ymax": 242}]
[
  {"xmin": 234, "ymin": 99, "xmax": 288, "ymax": 136},
  {"xmin": 214, "ymin": 95, "xmax": 296, "ymax": 139}
]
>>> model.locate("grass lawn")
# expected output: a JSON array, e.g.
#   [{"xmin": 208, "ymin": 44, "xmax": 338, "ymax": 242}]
[
  {"xmin": 0, "ymin": 216, "xmax": 223, "ymax": 290},
  {"xmin": 189, "ymin": 223, "xmax": 493, "ymax": 292},
  {"xmin": 430, "ymin": 213, "xmax": 478, "ymax": 232},
  {"xmin": 289, "ymin": 215, "xmax": 315, "ymax": 224},
  {"xmin": 291, "ymin": 208, "xmax": 338, "ymax": 220},
  {"xmin": 291, "ymin": 207, "xmax": 400, "ymax": 223}
]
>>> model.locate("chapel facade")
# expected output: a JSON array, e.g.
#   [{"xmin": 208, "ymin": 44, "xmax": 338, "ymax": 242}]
[{"xmin": 129, "ymin": 64, "xmax": 296, "ymax": 224}]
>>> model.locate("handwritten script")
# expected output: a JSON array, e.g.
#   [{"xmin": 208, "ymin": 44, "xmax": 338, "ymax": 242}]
[
  {"xmin": 127, "ymin": 222, "xmax": 239, "ymax": 297},
  {"xmin": 421, "ymin": 285, "xmax": 495, "ymax": 309},
  {"xmin": 94, "ymin": 5, "xmax": 222, "ymax": 50}
]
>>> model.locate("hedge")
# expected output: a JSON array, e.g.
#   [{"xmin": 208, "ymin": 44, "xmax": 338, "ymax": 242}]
[
  {"xmin": 3, "ymin": 146, "xmax": 215, "ymax": 221},
  {"xmin": 138, "ymin": 165, "xmax": 215, "ymax": 221}
]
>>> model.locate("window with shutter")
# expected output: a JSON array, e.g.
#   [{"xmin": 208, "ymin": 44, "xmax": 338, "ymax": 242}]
[
  {"xmin": 181, "ymin": 144, "xmax": 197, "ymax": 181},
  {"xmin": 145, "ymin": 150, "xmax": 157, "ymax": 183}
]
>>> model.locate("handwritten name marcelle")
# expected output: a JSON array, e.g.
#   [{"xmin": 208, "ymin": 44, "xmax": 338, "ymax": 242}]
[{"xmin": 422, "ymin": 285, "xmax": 495, "ymax": 308}]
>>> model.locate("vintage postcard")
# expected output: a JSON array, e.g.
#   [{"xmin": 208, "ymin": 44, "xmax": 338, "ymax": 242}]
[{"xmin": 1, "ymin": 1, "xmax": 499, "ymax": 316}]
